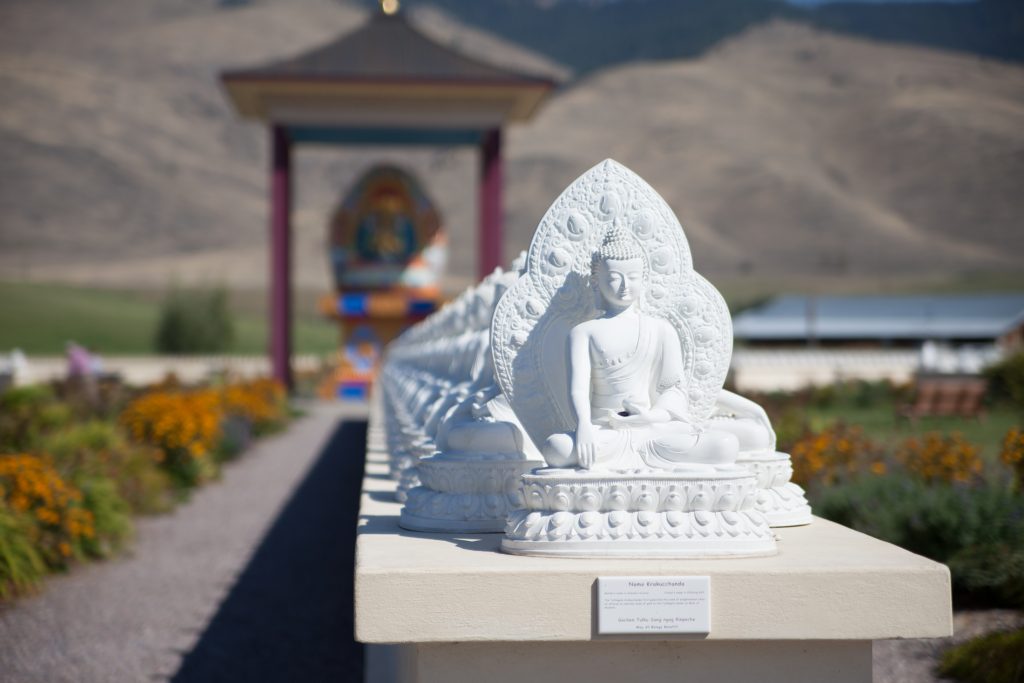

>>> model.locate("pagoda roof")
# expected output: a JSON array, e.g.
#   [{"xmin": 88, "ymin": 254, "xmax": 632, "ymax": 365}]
[
  {"xmin": 221, "ymin": 11, "xmax": 556, "ymax": 127},
  {"xmin": 223, "ymin": 11, "xmax": 555, "ymax": 87}
]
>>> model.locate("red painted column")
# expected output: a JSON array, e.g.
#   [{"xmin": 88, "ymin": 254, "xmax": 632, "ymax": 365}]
[
  {"xmin": 269, "ymin": 125, "xmax": 293, "ymax": 390},
  {"xmin": 479, "ymin": 128, "xmax": 503, "ymax": 279}
]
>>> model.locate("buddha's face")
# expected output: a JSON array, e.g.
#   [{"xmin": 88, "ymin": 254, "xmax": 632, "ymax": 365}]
[{"xmin": 596, "ymin": 257, "xmax": 646, "ymax": 309}]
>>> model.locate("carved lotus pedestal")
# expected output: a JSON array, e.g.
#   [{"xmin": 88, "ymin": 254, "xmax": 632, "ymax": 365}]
[
  {"xmin": 400, "ymin": 452, "xmax": 542, "ymax": 533},
  {"xmin": 736, "ymin": 451, "xmax": 813, "ymax": 527},
  {"xmin": 502, "ymin": 467, "xmax": 777, "ymax": 558}
]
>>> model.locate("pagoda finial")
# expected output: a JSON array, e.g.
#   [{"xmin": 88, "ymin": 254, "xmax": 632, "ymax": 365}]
[{"xmin": 381, "ymin": 0, "xmax": 400, "ymax": 16}]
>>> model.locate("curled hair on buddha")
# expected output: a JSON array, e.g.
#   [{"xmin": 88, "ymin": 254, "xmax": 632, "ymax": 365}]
[{"xmin": 591, "ymin": 223, "xmax": 648, "ymax": 272}]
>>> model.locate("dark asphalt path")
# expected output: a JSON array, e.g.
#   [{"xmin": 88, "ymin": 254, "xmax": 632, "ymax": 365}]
[{"xmin": 172, "ymin": 419, "xmax": 367, "ymax": 683}]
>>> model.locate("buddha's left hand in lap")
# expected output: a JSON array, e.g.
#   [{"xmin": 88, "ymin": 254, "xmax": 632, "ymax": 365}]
[{"xmin": 603, "ymin": 401, "xmax": 672, "ymax": 429}]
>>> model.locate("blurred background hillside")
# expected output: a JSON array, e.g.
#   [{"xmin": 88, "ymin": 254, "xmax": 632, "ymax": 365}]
[{"xmin": 1, "ymin": 0, "xmax": 1022, "ymax": 351}]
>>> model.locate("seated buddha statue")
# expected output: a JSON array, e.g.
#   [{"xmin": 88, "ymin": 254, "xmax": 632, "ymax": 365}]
[
  {"xmin": 542, "ymin": 225, "xmax": 739, "ymax": 471},
  {"xmin": 433, "ymin": 264, "xmax": 538, "ymax": 460}
]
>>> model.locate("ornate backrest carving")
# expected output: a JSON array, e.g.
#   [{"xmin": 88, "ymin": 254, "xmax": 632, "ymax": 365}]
[{"xmin": 491, "ymin": 160, "xmax": 733, "ymax": 450}]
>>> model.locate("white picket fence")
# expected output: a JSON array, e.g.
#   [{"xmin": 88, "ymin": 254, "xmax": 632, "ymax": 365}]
[
  {"xmin": 731, "ymin": 349, "xmax": 922, "ymax": 392},
  {"xmin": 1, "ymin": 348, "xmax": 1001, "ymax": 393},
  {"xmin": 4, "ymin": 354, "xmax": 325, "ymax": 388}
]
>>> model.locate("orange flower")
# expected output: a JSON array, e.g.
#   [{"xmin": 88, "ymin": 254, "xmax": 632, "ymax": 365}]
[
  {"xmin": 1000, "ymin": 427, "xmax": 1024, "ymax": 491},
  {"xmin": 895, "ymin": 432, "xmax": 983, "ymax": 485},
  {"xmin": 121, "ymin": 389, "xmax": 224, "ymax": 464},
  {"xmin": 790, "ymin": 423, "xmax": 884, "ymax": 487},
  {"xmin": 0, "ymin": 453, "xmax": 95, "ymax": 566}
]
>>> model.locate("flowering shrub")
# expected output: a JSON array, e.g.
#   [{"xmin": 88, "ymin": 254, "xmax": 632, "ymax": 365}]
[
  {"xmin": 896, "ymin": 432, "xmax": 984, "ymax": 484},
  {"xmin": 0, "ymin": 454, "xmax": 94, "ymax": 567},
  {"xmin": 790, "ymin": 423, "xmax": 886, "ymax": 487},
  {"xmin": 120, "ymin": 389, "xmax": 223, "ymax": 487},
  {"xmin": 1000, "ymin": 427, "xmax": 1024, "ymax": 492},
  {"xmin": 119, "ymin": 378, "xmax": 287, "ymax": 487},
  {"xmin": 221, "ymin": 378, "xmax": 287, "ymax": 432},
  {"xmin": 41, "ymin": 420, "xmax": 171, "ymax": 514},
  {"xmin": 121, "ymin": 389, "xmax": 223, "ymax": 458}
]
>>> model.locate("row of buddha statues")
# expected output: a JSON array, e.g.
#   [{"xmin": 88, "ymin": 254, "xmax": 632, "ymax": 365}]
[{"xmin": 377, "ymin": 160, "xmax": 811, "ymax": 558}]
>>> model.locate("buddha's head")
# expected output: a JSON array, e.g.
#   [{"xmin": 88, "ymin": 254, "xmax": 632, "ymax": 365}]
[{"xmin": 592, "ymin": 225, "xmax": 648, "ymax": 311}]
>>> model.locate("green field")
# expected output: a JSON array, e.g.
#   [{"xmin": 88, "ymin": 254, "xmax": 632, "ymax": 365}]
[{"xmin": 0, "ymin": 281, "xmax": 338, "ymax": 355}]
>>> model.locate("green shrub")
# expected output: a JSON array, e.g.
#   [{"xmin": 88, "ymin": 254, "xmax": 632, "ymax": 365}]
[
  {"xmin": 0, "ymin": 385, "xmax": 72, "ymax": 452},
  {"xmin": 947, "ymin": 543, "xmax": 1024, "ymax": 608},
  {"xmin": 76, "ymin": 476, "xmax": 132, "ymax": 558},
  {"xmin": 0, "ymin": 501, "xmax": 45, "ymax": 599},
  {"xmin": 772, "ymin": 408, "xmax": 807, "ymax": 454},
  {"xmin": 986, "ymin": 350, "xmax": 1024, "ymax": 409},
  {"xmin": 847, "ymin": 380, "xmax": 897, "ymax": 409},
  {"xmin": 154, "ymin": 287, "xmax": 235, "ymax": 354},
  {"xmin": 939, "ymin": 627, "xmax": 1024, "ymax": 683},
  {"xmin": 814, "ymin": 475, "xmax": 1024, "ymax": 606},
  {"xmin": 41, "ymin": 421, "xmax": 173, "ymax": 514}
]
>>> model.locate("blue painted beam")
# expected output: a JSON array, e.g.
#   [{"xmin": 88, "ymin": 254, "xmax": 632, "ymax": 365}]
[{"xmin": 286, "ymin": 126, "xmax": 486, "ymax": 146}]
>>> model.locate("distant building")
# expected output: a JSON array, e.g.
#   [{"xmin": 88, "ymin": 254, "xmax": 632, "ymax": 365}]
[
  {"xmin": 728, "ymin": 293, "xmax": 1024, "ymax": 389},
  {"xmin": 733, "ymin": 294, "xmax": 1024, "ymax": 350}
]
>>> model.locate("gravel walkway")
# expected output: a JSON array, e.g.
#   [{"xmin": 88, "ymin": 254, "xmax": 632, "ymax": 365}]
[{"xmin": 0, "ymin": 401, "xmax": 367, "ymax": 683}]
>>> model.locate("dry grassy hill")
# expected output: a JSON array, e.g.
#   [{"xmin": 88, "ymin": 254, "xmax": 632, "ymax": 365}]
[
  {"xmin": 508, "ymin": 20, "xmax": 1024, "ymax": 279},
  {"xmin": 1, "ymin": 0, "xmax": 1022, "ymax": 293}
]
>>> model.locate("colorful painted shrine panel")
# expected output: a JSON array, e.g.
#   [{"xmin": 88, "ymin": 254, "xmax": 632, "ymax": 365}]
[{"xmin": 329, "ymin": 165, "xmax": 445, "ymax": 292}]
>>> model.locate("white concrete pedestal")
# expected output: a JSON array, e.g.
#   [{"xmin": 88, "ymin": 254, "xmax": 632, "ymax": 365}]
[{"xmin": 360, "ymin": 422, "xmax": 951, "ymax": 683}]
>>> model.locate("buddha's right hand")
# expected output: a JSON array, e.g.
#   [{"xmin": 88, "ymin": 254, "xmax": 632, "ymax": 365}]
[{"xmin": 575, "ymin": 424, "xmax": 598, "ymax": 469}]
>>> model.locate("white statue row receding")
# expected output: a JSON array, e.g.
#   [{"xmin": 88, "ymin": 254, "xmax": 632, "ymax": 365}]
[{"xmin": 381, "ymin": 160, "xmax": 809, "ymax": 558}]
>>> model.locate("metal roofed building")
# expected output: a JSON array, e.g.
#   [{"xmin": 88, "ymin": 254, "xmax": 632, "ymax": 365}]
[{"xmin": 733, "ymin": 293, "xmax": 1024, "ymax": 349}]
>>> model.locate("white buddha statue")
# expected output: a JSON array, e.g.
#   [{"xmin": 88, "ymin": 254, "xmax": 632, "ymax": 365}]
[
  {"xmin": 397, "ymin": 261, "xmax": 543, "ymax": 533},
  {"xmin": 493, "ymin": 159, "xmax": 777, "ymax": 557},
  {"xmin": 542, "ymin": 225, "xmax": 739, "ymax": 471}
]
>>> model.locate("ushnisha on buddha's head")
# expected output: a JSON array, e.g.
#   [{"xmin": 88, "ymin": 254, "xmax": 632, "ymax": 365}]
[{"xmin": 591, "ymin": 224, "xmax": 649, "ymax": 311}]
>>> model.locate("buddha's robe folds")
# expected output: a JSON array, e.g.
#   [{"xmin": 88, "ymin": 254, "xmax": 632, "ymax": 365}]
[{"xmin": 581, "ymin": 317, "xmax": 730, "ymax": 470}]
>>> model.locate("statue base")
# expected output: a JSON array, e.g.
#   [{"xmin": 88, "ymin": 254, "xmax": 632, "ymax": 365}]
[
  {"xmin": 395, "ymin": 465, "xmax": 420, "ymax": 504},
  {"xmin": 394, "ymin": 441, "xmax": 437, "ymax": 502},
  {"xmin": 502, "ymin": 467, "xmax": 776, "ymax": 558},
  {"xmin": 400, "ymin": 452, "xmax": 542, "ymax": 533},
  {"xmin": 736, "ymin": 451, "xmax": 813, "ymax": 527},
  {"xmin": 389, "ymin": 450, "xmax": 416, "ymax": 481}
]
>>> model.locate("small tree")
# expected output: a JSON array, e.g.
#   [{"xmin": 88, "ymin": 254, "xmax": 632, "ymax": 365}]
[
  {"xmin": 985, "ymin": 349, "xmax": 1024, "ymax": 409},
  {"xmin": 154, "ymin": 287, "xmax": 234, "ymax": 354}
]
